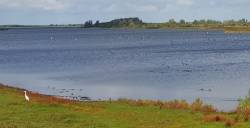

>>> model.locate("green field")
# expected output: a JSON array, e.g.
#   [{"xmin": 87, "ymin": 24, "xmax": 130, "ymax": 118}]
[{"xmin": 1, "ymin": 84, "xmax": 250, "ymax": 128}]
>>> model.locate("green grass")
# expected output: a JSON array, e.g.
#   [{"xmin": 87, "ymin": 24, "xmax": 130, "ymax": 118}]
[{"xmin": 1, "ymin": 85, "xmax": 250, "ymax": 128}]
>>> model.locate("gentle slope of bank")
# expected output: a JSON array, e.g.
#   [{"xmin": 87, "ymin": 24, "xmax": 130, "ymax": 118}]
[{"xmin": 1, "ymin": 84, "xmax": 250, "ymax": 128}]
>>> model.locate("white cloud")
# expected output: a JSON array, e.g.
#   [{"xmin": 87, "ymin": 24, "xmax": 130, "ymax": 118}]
[
  {"xmin": 0, "ymin": 0, "xmax": 250, "ymax": 24},
  {"xmin": 176, "ymin": 0, "xmax": 194, "ymax": 6},
  {"xmin": 0, "ymin": 0, "xmax": 68, "ymax": 10}
]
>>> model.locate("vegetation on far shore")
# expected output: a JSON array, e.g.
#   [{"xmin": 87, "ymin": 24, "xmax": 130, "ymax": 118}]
[
  {"xmin": 2, "ymin": 17, "xmax": 250, "ymax": 33},
  {"xmin": 1, "ymin": 83, "xmax": 250, "ymax": 128},
  {"xmin": 83, "ymin": 17, "xmax": 250, "ymax": 33}
]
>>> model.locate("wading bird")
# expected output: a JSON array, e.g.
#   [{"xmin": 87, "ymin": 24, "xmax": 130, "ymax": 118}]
[{"xmin": 24, "ymin": 91, "xmax": 30, "ymax": 102}]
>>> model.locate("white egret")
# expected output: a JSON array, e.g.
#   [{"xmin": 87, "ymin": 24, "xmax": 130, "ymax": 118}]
[{"xmin": 24, "ymin": 91, "xmax": 30, "ymax": 102}]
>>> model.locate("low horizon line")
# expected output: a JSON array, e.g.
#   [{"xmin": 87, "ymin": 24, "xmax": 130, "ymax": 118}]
[{"xmin": 0, "ymin": 17, "xmax": 249, "ymax": 26}]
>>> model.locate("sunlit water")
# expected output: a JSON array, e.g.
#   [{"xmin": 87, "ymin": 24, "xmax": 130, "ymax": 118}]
[{"xmin": 1, "ymin": 28, "xmax": 250, "ymax": 111}]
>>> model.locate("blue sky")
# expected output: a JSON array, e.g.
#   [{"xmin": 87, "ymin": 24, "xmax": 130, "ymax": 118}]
[{"xmin": 0, "ymin": 0, "xmax": 249, "ymax": 25}]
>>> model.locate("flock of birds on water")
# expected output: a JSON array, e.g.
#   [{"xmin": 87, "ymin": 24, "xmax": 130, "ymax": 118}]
[
  {"xmin": 22, "ymin": 84, "xmax": 212, "ymax": 102},
  {"xmin": 47, "ymin": 86, "xmax": 91, "ymax": 101},
  {"xmin": 23, "ymin": 86, "xmax": 92, "ymax": 102},
  {"xmin": 23, "ymin": 87, "xmax": 212, "ymax": 102}
]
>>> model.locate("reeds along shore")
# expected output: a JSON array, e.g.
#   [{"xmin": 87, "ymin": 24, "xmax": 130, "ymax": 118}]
[{"xmin": 117, "ymin": 98, "xmax": 217, "ymax": 113}]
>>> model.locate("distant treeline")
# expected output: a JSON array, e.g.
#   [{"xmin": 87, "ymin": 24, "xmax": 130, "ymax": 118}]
[
  {"xmin": 83, "ymin": 17, "xmax": 144, "ymax": 28},
  {"xmin": 1, "ymin": 17, "xmax": 250, "ymax": 33},
  {"xmin": 83, "ymin": 17, "xmax": 250, "ymax": 31}
]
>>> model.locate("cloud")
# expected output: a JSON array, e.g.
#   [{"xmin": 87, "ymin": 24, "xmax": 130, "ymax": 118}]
[
  {"xmin": 0, "ymin": 0, "xmax": 68, "ymax": 11},
  {"xmin": 0, "ymin": 0, "xmax": 250, "ymax": 24},
  {"xmin": 176, "ymin": 0, "xmax": 194, "ymax": 6}
]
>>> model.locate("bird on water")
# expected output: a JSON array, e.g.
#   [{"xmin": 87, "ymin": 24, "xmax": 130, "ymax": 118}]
[{"xmin": 24, "ymin": 91, "xmax": 30, "ymax": 102}]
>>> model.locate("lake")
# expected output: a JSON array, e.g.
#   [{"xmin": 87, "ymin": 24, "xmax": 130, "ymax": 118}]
[{"xmin": 1, "ymin": 28, "xmax": 250, "ymax": 111}]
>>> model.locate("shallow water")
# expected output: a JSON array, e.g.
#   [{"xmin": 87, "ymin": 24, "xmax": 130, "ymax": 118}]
[{"xmin": 1, "ymin": 28, "xmax": 250, "ymax": 111}]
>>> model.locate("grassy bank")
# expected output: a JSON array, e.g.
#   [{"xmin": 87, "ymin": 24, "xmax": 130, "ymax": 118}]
[{"xmin": 1, "ymin": 84, "xmax": 250, "ymax": 128}]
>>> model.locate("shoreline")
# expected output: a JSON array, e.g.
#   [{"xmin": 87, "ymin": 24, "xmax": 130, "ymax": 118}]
[
  {"xmin": 0, "ymin": 83, "xmax": 237, "ymax": 113},
  {"xmin": 1, "ymin": 26, "xmax": 250, "ymax": 33},
  {"xmin": 2, "ymin": 82, "xmax": 250, "ymax": 127}
]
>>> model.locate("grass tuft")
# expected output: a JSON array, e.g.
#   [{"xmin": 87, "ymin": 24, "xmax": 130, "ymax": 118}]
[{"xmin": 203, "ymin": 114, "xmax": 226, "ymax": 122}]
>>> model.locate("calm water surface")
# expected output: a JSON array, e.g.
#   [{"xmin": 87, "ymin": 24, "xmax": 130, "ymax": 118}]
[{"xmin": 1, "ymin": 28, "xmax": 250, "ymax": 111}]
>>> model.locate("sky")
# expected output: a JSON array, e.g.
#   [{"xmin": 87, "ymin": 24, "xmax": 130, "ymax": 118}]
[{"xmin": 0, "ymin": 0, "xmax": 249, "ymax": 25}]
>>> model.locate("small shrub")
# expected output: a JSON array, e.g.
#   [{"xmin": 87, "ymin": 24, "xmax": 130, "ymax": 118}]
[
  {"xmin": 234, "ymin": 116, "xmax": 239, "ymax": 122},
  {"xmin": 201, "ymin": 104, "xmax": 217, "ymax": 113},
  {"xmin": 136, "ymin": 99, "xmax": 145, "ymax": 106},
  {"xmin": 155, "ymin": 100, "xmax": 164, "ymax": 109},
  {"xmin": 244, "ymin": 117, "xmax": 249, "ymax": 122},
  {"xmin": 203, "ymin": 114, "xmax": 226, "ymax": 122},
  {"xmin": 191, "ymin": 98, "xmax": 203, "ymax": 111},
  {"xmin": 162, "ymin": 100, "xmax": 189, "ymax": 110},
  {"xmin": 117, "ymin": 98, "xmax": 136, "ymax": 105},
  {"xmin": 237, "ymin": 99, "xmax": 250, "ymax": 121},
  {"xmin": 243, "ymin": 106, "xmax": 250, "ymax": 119},
  {"xmin": 224, "ymin": 119, "xmax": 236, "ymax": 127}
]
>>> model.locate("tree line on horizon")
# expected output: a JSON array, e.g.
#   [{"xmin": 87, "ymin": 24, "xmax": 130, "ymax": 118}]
[{"xmin": 83, "ymin": 17, "xmax": 250, "ymax": 28}]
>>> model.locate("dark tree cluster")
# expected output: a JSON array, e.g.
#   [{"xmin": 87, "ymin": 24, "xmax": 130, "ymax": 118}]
[
  {"xmin": 83, "ymin": 20, "xmax": 101, "ymax": 28},
  {"xmin": 83, "ymin": 17, "xmax": 144, "ymax": 28},
  {"xmin": 108, "ymin": 17, "xmax": 143, "ymax": 25},
  {"xmin": 83, "ymin": 20, "xmax": 93, "ymax": 28}
]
